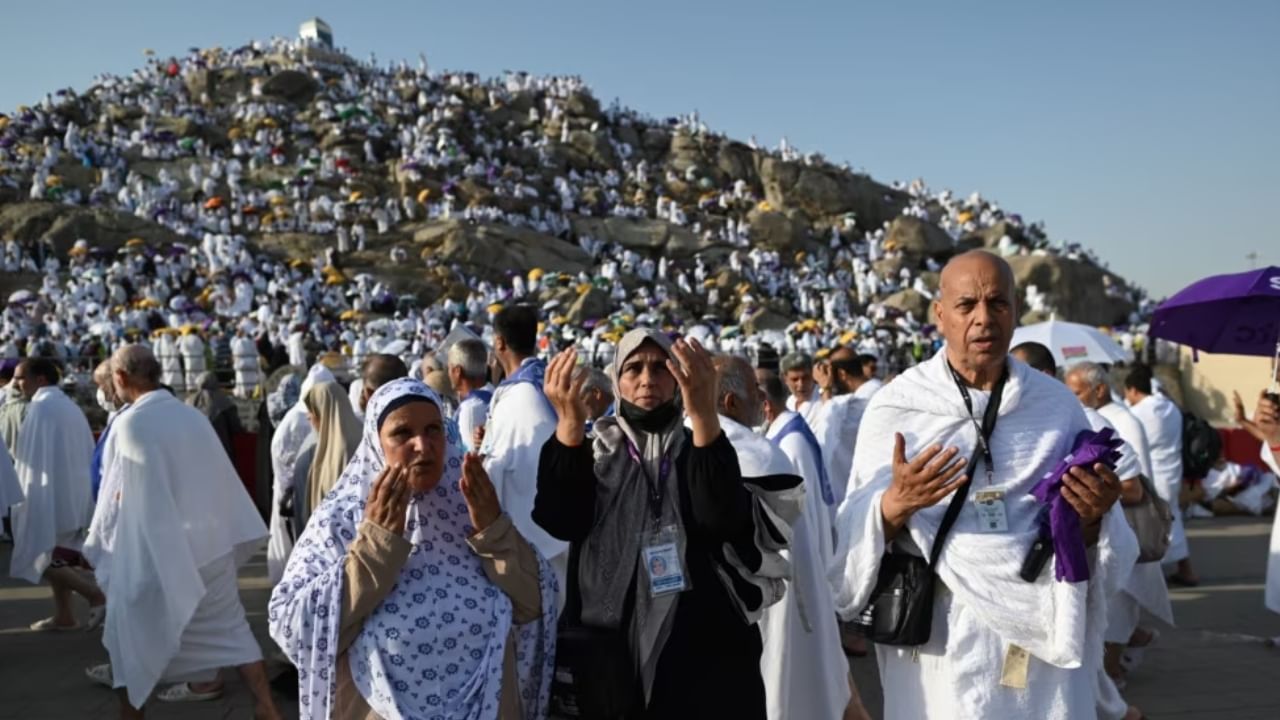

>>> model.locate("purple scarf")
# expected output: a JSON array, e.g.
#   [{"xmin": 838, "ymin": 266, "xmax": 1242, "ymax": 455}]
[{"xmin": 1029, "ymin": 427, "xmax": 1124, "ymax": 583}]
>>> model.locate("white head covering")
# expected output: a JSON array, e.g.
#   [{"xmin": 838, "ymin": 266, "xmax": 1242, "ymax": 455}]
[{"xmin": 269, "ymin": 378, "xmax": 556, "ymax": 720}]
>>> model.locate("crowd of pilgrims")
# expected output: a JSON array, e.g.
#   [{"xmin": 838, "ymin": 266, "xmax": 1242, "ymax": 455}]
[
  {"xmin": 3, "ymin": 250, "xmax": 1274, "ymax": 720},
  {"xmin": 3, "ymin": 30, "xmax": 1266, "ymax": 720},
  {"xmin": 1, "ymin": 33, "xmax": 1160, "ymax": 403}
]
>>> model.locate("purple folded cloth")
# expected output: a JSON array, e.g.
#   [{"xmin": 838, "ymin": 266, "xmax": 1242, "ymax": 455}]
[{"xmin": 1029, "ymin": 427, "xmax": 1124, "ymax": 582}]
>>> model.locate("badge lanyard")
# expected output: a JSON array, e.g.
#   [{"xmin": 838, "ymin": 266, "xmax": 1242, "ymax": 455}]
[
  {"xmin": 947, "ymin": 362, "xmax": 996, "ymax": 486},
  {"xmin": 625, "ymin": 437, "xmax": 673, "ymax": 522}
]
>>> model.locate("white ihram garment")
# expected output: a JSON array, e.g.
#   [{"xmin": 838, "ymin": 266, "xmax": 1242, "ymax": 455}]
[
  {"xmin": 9, "ymin": 386, "xmax": 94, "ymax": 583},
  {"xmin": 759, "ymin": 412, "xmax": 850, "ymax": 720},
  {"xmin": 1128, "ymin": 394, "xmax": 1188, "ymax": 563},
  {"xmin": 830, "ymin": 354, "xmax": 1138, "ymax": 719},
  {"xmin": 84, "ymin": 389, "xmax": 266, "ymax": 707}
]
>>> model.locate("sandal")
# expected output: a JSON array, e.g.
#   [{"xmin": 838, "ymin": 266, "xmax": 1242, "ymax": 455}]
[
  {"xmin": 156, "ymin": 682, "xmax": 224, "ymax": 703},
  {"xmin": 29, "ymin": 617, "xmax": 81, "ymax": 632},
  {"xmin": 85, "ymin": 663, "xmax": 113, "ymax": 688}
]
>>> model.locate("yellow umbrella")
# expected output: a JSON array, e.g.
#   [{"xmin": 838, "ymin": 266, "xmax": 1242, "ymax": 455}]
[
  {"xmin": 125, "ymin": 238, "xmax": 146, "ymax": 248},
  {"xmin": 527, "ymin": 268, "xmax": 545, "ymax": 283},
  {"xmin": 417, "ymin": 188, "xmax": 431, "ymax": 204},
  {"xmin": 348, "ymin": 191, "xmax": 363, "ymax": 203},
  {"xmin": 486, "ymin": 303, "xmax": 504, "ymax": 315}
]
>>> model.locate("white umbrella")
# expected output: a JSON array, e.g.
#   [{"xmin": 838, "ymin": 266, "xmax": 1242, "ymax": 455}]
[
  {"xmin": 7, "ymin": 290, "xmax": 34, "ymax": 305},
  {"xmin": 1011, "ymin": 319, "xmax": 1128, "ymax": 367}
]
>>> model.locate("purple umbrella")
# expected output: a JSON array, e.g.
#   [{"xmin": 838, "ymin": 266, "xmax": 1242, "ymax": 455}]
[{"xmin": 1150, "ymin": 266, "xmax": 1280, "ymax": 357}]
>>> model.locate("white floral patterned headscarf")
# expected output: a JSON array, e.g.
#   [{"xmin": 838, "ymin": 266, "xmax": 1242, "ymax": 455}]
[{"xmin": 269, "ymin": 378, "xmax": 556, "ymax": 719}]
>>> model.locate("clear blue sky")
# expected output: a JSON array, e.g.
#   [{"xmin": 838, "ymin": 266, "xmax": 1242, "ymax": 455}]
[{"xmin": 3, "ymin": 1, "xmax": 1276, "ymax": 299}]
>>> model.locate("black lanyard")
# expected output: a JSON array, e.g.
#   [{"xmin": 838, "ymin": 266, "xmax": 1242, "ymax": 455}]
[{"xmin": 946, "ymin": 361, "xmax": 1009, "ymax": 485}]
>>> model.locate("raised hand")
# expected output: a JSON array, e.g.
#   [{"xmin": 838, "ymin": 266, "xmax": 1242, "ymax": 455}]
[
  {"xmin": 544, "ymin": 347, "xmax": 589, "ymax": 446},
  {"xmin": 880, "ymin": 433, "xmax": 968, "ymax": 538},
  {"xmin": 460, "ymin": 452, "xmax": 502, "ymax": 533},
  {"xmin": 667, "ymin": 337, "xmax": 720, "ymax": 446},
  {"xmin": 1253, "ymin": 390, "xmax": 1280, "ymax": 446},
  {"xmin": 365, "ymin": 463, "xmax": 410, "ymax": 535}
]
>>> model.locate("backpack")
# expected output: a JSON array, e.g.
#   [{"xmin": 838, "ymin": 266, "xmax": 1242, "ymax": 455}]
[{"xmin": 1181, "ymin": 413, "xmax": 1221, "ymax": 481}]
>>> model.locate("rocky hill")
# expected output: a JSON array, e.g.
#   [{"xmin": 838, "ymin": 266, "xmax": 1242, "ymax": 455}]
[{"xmin": 0, "ymin": 35, "xmax": 1145, "ymax": 332}]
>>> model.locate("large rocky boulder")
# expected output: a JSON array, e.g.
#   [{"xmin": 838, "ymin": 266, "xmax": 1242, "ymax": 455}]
[
  {"xmin": 961, "ymin": 220, "xmax": 1024, "ymax": 251},
  {"xmin": 566, "ymin": 130, "xmax": 617, "ymax": 170},
  {"xmin": 715, "ymin": 141, "xmax": 759, "ymax": 185},
  {"xmin": 260, "ymin": 70, "xmax": 319, "ymax": 105},
  {"xmin": 746, "ymin": 207, "xmax": 810, "ymax": 252},
  {"xmin": 1008, "ymin": 254, "xmax": 1135, "ymax": 326},
  {"xmin": 758, "ymin": 157, "xmax": 908, "ymax": 228},
  {"xmin": 570, "ymin": 216, "xmax": 714, "ymax": 258},
  {"xmin": 881, "ymin": 289, "xmax": 931, "ymax": 321},
  {"xmin": 566, "ymin": 286, "xmax": 610, "ymax": 324},
  {"xmin": 184, "ymin": 67, "xmax": 251, "ymax": 105},
  {"xmin": 0, "ymin": 202, "xmax": 186, "ymax": 254},
  {"xmin": 886, "ymin": 216, "xmax": 954, "ymax": 260},
  {"xmin": 413, "ymin": 220, "xmax": 590, "ymax": 278}
]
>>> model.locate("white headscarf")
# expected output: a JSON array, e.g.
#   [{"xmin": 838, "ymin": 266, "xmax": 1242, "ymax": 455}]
[{"xmin": 269, "ymin": 378, "xmax": 556, "ymax": 720}]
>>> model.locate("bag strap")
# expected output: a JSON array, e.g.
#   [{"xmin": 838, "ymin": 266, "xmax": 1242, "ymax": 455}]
[{"xmin": 927, "ymin": 362, "xmax": 1009, "ymax": 568}]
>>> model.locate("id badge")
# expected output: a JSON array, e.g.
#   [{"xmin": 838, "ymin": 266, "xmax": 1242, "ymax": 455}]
[
  {"xmin": 641, "ymin": 525, "xmax": 688, "ymax": 597},
  {"xmin": 973, "ymin": 489, "xmax": 1009, "ymax": 533}
]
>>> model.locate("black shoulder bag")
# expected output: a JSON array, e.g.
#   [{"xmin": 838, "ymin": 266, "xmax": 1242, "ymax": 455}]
[{"xmin": 850, "ymin": 363, "xmax": 1008, "ymax": 646}]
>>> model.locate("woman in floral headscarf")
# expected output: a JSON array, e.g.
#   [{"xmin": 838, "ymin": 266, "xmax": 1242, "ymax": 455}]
[{"xmin": 269, "ymin": 378, "xmax": 556, "ymax": 720}]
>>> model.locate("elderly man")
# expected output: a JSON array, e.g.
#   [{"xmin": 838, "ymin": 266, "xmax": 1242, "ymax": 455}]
[
  {"xmin": 447, "ymin": 338, "xmax": 493, "ymax": 450},
  {"xmin": 83, "ymin": 346, "xmax": 280, "ymax": 719},
  {"xmin": 831, "ymin": 251, "xmax": 1136, "ymax": 719},
  {"xmin": 576, "ymin": 366, "xmax": 614, "ymax": 430},
  {"xmin": 780, "ymin": 352, "xmax": 823, "ymax": 425},
  {"xmin": 9, "ymin": 358, "xmax": 106, "ymax": 630}
]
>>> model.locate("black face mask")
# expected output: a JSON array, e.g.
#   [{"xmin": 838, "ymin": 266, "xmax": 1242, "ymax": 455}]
[{"xmin": 619, "ymin": 399, "xmax": 680, "ymax": 433}]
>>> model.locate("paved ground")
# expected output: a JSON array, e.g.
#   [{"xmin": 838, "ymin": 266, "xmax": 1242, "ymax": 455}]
[{"xmin": 1, "ymin": 515, "xmax": 1277, "ymax": 719}]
